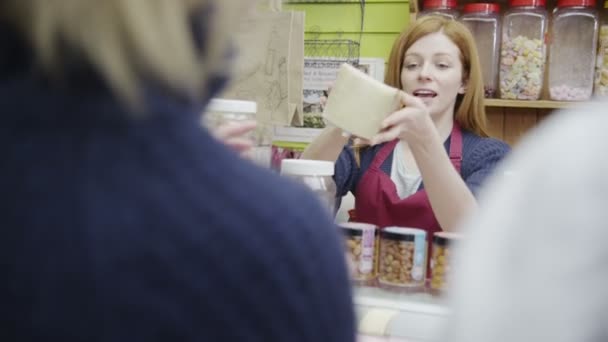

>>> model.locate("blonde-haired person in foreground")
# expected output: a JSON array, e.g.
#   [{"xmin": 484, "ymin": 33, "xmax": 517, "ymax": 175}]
[
  {"xmin": 0, "ymin": 1, "xmax": 355, "ymax": 341},
  {"xmin": 442, "ymin": 100, "xmax": 608, "ymax": 341}
]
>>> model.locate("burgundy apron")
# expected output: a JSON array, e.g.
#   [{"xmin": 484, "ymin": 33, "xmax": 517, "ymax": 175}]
[{"xmin": 351, "ymin": 124, "xmax": 463, "ymax": 271}]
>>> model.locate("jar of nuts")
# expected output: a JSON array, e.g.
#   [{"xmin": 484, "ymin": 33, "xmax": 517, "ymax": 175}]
[
  {"xmin": 339, "ymin": 222, "xmax": 378, "ymax": 285},
  {"xmin": 378, "ymin": 227, "xmax": 427, "ymax": 290},
  {"xmin": 429, "ymin": 232, "xmax": 462, "ymax": 293}
]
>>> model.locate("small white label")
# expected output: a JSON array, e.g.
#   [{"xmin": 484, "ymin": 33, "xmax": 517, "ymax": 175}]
[{"xmin": 358, "ymin": 228, "xmax": 375, "ymax": 274}]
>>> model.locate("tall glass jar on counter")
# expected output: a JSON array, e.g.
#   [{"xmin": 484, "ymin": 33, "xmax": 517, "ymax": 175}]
[
  {"xmin": 418, "ymin": 0, "xmax": 460, "ymax": 20},
  {"xmin": 499, "ymin": 0, "xmax": 548, "ymax": 100},
  {"xmin": 548, "ymin": 0, "xmax": 599, "ymax": 101},
  {"xmin": 280, "ymin": 159, "xmax": 337, "ymax": 214},
  {"xmin": 203, "ymin": 98, "xmax": 257, "ymax": 139},
  {"xmin": 203, "ymin": 98, "xmax": 272, "ymax": 167},
  {"xmin": 459, "ymin": 3, "xmax": 502, "ymax": 98}
]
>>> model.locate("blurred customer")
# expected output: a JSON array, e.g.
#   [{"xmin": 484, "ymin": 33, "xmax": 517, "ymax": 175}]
[
  {"xmin": 442, "ymin": 100, "xmax": 608, "ymax": 342},
  {"xmin": 0, "ymin": 1, "xmax": 355, "ymax": 341}
]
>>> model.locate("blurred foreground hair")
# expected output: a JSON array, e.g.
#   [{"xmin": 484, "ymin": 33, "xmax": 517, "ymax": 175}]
[{"xmin": 1, "ymin": 0, "xmax": 242, "ymax": 107}]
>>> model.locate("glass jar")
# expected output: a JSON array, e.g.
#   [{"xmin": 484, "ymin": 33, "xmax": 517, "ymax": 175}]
[
  {"xmin": 499, "ymin": 0, "xmax": 548, "ymax": 100},
  {"xmin": 594, "ymin": 0, "xmax": 608, "ymax": 96},
  {"xmin": 204, "ymin": 98, "xmax": 257, "ymax": 138},
  {"xmin": 460, "ymin": 3, "xmax": 502, "ymax": 98},
  {"xmin": 280, "ymin": 159, "xmax": 337, "ymax": 214},
  {"xmin": 418, "ymin": 0, "xmax": 460, "ymax": 20},
  {"xmin": 548, "ymin": 0, "xmax": 599, "ymax": 101},
  {"xmin": 429, "ymin": 232, "xmax": 462, "ymax": 294},
  {"xmin": 203, "ymin": 98, "xmax": 272, "ymax": 167},
  {"xmin": 377, "ymin": 227, "xmax": 427, "ymax": 290},
  {"xmin": 339, "ymin": 222, "xmax": 379, "ymax": 286}
]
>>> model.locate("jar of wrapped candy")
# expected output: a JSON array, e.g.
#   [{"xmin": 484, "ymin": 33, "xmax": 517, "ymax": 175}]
[
  {"xmin": 459, "ymin": 3, "xmax": 502, "ymax": 98},
  {"xmin": 548, "ymin": 0, "xmax": 598, "ymax": 101},
  {"xmin": 594, "ymin": 0, "xmax": 608, "ymax": 97},
  {"xmin": 429, "ymin": 232, "xmax": 462, "ymax": 294},
  {"xmin": 499, "ymin": 0, "xmax": 548, "ymax": 100},
  {"xmin": 280, "ymin": 159, "xmax": 337, "ymax": 214},
  {"xmin": 377, "ymin": 227, "xmax": 427, "ymax": 291},
  {"xmin": 339, "ymin": 222, "xmax": 379, "ymax": 286},
  {"xmin": 418, "ymin": 0, "xmax": 460, "ymax": 20}
]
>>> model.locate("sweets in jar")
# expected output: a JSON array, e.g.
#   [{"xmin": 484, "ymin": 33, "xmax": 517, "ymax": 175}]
[
  {"xmin": 430, "ymin": 232, "xmax": 462, "ymax": 292},
  {"xmin": 377, "ymin": 227, "xmax": 427, "ymax": 289},
  {"xmin": 339, "ymin": 222, "xmax": 378, "ymax": 284},
  {"xmin": 547, "ymin": 0, "xmax": 598, "ymax": 101},
  {"xmin": 498, "ymin": 0, "xmax": 548, "ymax": 101}
]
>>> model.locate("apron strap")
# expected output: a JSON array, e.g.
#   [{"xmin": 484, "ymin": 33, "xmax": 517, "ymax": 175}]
[
  {"xmin": 449, "ymin": 122, "xmax": 463, "ymax": 172},
  {"xmin": 369, "ymin": 140, "xmax": 399, "ymax": 170}
]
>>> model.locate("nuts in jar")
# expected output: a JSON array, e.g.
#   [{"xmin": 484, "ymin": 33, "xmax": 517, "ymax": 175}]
[
  {"xmin": 430, "ymin": 232, "xmax": 462, "ymax": 293},
  {"xmin": 339, "ymin": 222, "xmax": 378, "ymax": 285},
  {"xmin": 378, "ymin": 227, "xmax": 427, "ymax": 289}
]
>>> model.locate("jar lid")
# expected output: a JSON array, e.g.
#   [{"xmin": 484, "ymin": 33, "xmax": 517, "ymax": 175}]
[
  {"xmin": 380, "ymin": 226, "xmax": 426, "ymax": 241},
  {"xmin": 557, "ymin": 0, "xmax": 595, "ymax": 6},
  {"xmin": 339, "ymin": 222, "xmax": 378, "ymax": 236},
  {"xmin": 433, "ymin": 232, "xmax": 463, "ymax": 246},
  {"xmin": 462, "ymin": 3, "xmax": 500, "ymax": 13},
  {"xmin": 423, "ymin": 0, "xmax": 458, "ymax": 9},
  {"xmin": 280, "ymin": 159, "xmax": 334, "ymax": 176},
  {"xmin": 206, "ymin": 98, "xmax": 257, "ymax": 114},
  {"xmin": 509, "ymin": 0, "xmax": 546, "ymax": 6}
]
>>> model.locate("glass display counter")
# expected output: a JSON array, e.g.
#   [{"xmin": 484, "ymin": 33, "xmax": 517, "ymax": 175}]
[{"xmin": 354, "ymin": 285, "xmax": 450, "ymax": 342}]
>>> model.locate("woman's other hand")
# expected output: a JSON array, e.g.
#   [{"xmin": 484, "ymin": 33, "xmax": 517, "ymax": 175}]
[{"xmin": 370, "ymin": 91, "xmax": 437, "ymax": 147}]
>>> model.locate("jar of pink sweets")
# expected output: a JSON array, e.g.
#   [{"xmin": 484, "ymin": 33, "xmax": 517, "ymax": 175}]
[
  {"xmin": 499, "ymin": 0, "xmax": 548, "ymax": 100},
  {"xmin": 547, "ymin": 0, "xmax": 599, "ymax": 101}
]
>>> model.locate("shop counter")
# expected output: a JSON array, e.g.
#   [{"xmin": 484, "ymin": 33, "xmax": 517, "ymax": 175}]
[{"xmin": 354, "ymin": 286, "xmax": 450, "ymax": 342}]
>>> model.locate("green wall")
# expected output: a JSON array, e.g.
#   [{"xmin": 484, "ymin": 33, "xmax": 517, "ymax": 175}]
[{"xmin": 284, "ymin": 0, "xmax": 411, "ymax": 60}]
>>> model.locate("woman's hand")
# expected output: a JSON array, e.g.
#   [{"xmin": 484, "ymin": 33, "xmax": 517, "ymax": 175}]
[
  {"xmin": 212, "ymin": 120, "xmax": 257, "ymax": 155},
  {"xmin": 369, "ymin": 91, "xmax": 437, "ymax": 147}
]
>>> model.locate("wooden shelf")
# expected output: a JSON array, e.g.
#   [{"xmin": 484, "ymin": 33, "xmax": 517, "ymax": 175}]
[{"xmin": 484, "ymin": 99, "xmax": 580, "ymax": 109}]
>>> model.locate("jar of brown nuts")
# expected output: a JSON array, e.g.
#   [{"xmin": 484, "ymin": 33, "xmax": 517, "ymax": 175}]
[
  {"xmin": 339, "ymin": 222, "xmax": 378, "ymax": 285},
  {"xmin": 430, "ymin": 232, "xmax": 462, "ymax": 293},
  {"xmin": 378, "ymin": 227, "xmax": 427, "ymax": 290}
]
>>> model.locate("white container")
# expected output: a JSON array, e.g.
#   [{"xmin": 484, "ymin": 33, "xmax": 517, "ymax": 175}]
[
  {"xmin": 548, "ymin": 0, "xmax": 599, "ymax": 101},
  {"xmin": 499, "ymin": 0, "xmax": 548, "ymax": 100},
  {"xmin": 203, "ymin": 98, "xmax": 271, "ymax": 167},
  {"xmin": 280, "ymin": 159, "xmax": 337, "ymax": 214},
  {"xmin": 204, "ymin": 98, "xmax": 257, "ymax": 129},
  {"xmin": 460, "ymin": 3, "xmax": 502, "ymax": 98}
]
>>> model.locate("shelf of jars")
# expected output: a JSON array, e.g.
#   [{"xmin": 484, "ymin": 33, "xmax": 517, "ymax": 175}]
[{"xmin": 484, "ymin": 98, "xmax": 579, "ymax": 109}]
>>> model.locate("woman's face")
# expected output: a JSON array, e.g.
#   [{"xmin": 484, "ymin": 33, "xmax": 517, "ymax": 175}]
[{"xmin": 400, "ymin": 32, "xmax": 465, "ymax": 120}]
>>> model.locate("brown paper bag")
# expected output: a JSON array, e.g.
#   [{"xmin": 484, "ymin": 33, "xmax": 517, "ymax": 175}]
[
  {"xmin": 289, "ymin": 11, "xmax": 305, "ymax": 126},
  {"xmin": 219, "ymin": 0, "xmax": 304, "ymax": 128}
]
